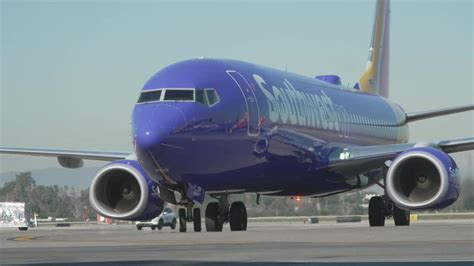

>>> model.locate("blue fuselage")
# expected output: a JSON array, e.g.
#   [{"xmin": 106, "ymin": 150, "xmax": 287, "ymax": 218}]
[{"xmin": 132, "ymin": 59, "xmax": 408, "ymax": 197}]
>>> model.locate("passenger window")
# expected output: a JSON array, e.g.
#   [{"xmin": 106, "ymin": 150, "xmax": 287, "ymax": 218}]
[
  {"xmin": 206, "ymin": 89, "xmax": 220, "ymax": 106},
  {"xmin": 164, "ymin": 90, "xmax": 194, "ymax": 101},
  {"xmin": 137, "ymin": 90, "xmax": 162, "ymax": 103}
]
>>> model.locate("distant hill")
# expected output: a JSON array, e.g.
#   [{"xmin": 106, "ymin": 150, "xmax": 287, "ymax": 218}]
[{"xmin": 0, "ymin": 166, "xmax": 100, "ymax": 189}]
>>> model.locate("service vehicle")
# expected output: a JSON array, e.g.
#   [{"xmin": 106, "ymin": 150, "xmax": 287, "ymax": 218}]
[
  {"xmin": 136, "ymin": 207, "xmax": 177, "ymax": 230},
  {"xmin": 0, "ymin": 202, "xmax": 29, "ymax": 230}
]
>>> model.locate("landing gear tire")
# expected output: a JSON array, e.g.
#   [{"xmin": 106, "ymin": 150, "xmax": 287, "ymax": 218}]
[
  {"xmin": 393, "ymin": 205, "xmax": 410, "ymax": 226},
  {"xmin": 193, "ymin": 208, "xmax": 202, "ymax": 232},
  {"xmin": 229, "ymin": 201, "xmax": 247, "ymax": 231},
  {"xmin": 151, "ymin": 226, "xmax": 156, "ymax": 230},
  {"xmin": 136, "ymin": 226, "xmax": 142, "ymax": 230},
  {"xmin": 369, "ymin": 196, "xmax": 385, "ymax": 227},
  {"xmin": 171, "ymin": 218, "xmax": 177, "ymax": 230},
  {"xmin": 179, "ymin": 208, "xmax": 187, "ymax": 232},
  {"xmin": 205, "ymin": 202, "xmax": 223, "ymax": 232},
  {"xmin": 157, "ymin": 219, "xmax": 163, "ymax": 230}
]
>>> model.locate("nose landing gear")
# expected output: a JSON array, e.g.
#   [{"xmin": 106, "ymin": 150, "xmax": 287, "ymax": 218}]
[
  {"xmin": 178, "ymin": 206, "xmax": 202, "ymax": 232},
  {"xmin": 177, "ymin": 195, "xmax": 248, "ymax": 232}
]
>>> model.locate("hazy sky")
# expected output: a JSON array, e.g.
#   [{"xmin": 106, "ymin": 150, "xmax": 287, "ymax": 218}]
[{"xmin": 1, "ymin": 0, "xmax": 472, "ymax": 173}]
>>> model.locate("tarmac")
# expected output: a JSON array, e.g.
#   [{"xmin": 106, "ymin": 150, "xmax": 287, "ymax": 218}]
[{"xmin": 1, "ymin": 219, "xmax": 473, "ymax": 265}]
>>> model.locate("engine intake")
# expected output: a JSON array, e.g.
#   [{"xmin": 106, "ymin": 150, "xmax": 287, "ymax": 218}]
[
  {"xmin": 90, "ymin": 160, "xmax": 164, "ymax": 220},
  {"xmin": 386, "ymin": 147, "xmax": 460, "ymax": 211}
]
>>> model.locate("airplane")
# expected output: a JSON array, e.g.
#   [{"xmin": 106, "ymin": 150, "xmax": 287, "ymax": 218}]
[{"xmin": 1, "ymin": 0, "xmax": 473, "ymax": 232}]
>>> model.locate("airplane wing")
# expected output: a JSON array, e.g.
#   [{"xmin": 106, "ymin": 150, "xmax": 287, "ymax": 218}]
[
  {"xmin": 406, "ymin": 105, "xmax": 474, "ymax": 123},
  {"xmin": 0, "ymin": 147, "xmax": 130, "ymax": 161},
  {"xmin": 327, "ymin": 137, "xmax": 474, "ymax": 176},
  {"xmin": 263, "ymin": 127, "xmax": 473, "ymax": 176},
  {"xmin": 0, "ymin": 147, "xmax": 130, "ymax": 168}
]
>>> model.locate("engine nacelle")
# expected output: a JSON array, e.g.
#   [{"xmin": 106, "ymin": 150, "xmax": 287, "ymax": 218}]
[
  {"xmin": 89, "ymin": 160, "xmax": 164, "ymax": 220},
  {"xmin": 386, "ymin": 147, "xmax": 460, "ymax": 211}
]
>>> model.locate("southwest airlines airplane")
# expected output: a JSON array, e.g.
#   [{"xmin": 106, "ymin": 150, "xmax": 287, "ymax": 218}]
[{"xmin": 1, "ymin": 0, "xmax": 473, "ymax": 232}]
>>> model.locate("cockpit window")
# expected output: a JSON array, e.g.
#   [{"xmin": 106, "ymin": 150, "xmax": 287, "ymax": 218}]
[
  {"xmin": 196, "ymin": 90, "xmax": 208, "ymax": 105},
  {"xmin": 206, "ymin": 89, "xmax": 220, "ymax": 106},
  {"xmin": 137, "ymin": 88, "xmax": 220, "ymax": 107},
  {"xmin": 137, "ymin": 90, "xmax": 162, "ymax": 103},
  {"xmin": 164, "ymin": 90, "xmax": 194, "ymax": 101},
  {"xmin": 195, "ymin": 89, "xmax": 220, "ymax": 107}
]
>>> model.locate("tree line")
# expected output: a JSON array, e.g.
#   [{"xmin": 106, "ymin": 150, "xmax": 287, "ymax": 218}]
[
  {"xmin": 241, "ymin": 178, "xmax": 474, "ymax": 217},
  {"xmin": 0, "ymin": 172, "xmax": 94, "ymax": 220},
  {"xmin": 0, "ymin": 171, "xmax": 473, "ymax": 220}
]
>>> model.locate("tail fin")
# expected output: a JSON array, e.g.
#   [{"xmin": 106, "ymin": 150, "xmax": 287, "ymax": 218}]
[{"xmin": 355, "ymin": 0, "xmax": 390, "ymax": 98}]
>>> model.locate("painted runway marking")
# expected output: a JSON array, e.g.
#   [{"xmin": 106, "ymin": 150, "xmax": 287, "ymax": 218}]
[{"xmin": 10, "ymin": 235, "xmax": 473, "ymax": 247}]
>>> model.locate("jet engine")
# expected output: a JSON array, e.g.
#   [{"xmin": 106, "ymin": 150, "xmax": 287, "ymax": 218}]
[
  {"xmin": 386, "ymin": 147, "xmax": 460, "ymax": 211},
  {"xmin": 89, "ymin": 160, "xmax": 164, "ymax": 220}
]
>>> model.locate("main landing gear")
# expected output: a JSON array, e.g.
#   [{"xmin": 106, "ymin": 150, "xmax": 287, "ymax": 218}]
[
  {"xmin": 205, "ymin": 195, "xmax": 247, "ymax": 232},
  {"xmin": 178, "ymin": 206, "xmax": 202, "ymax": 233},
  {"xmin": 369, "ymin": 195, "xmax": 410, "ymax": 227},
  {"xmin": 178, "ymin": 195, "xmax": 248, "ymax": 232}
]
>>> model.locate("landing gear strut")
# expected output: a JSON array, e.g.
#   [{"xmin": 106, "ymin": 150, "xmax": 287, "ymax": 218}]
[
  {"xmin": 205, "ymin": 195, "xmax": 248, "ymax": 232},
  {"xmin": 368, "ymin": 195, "xmax": 410, "ymax": 227}
]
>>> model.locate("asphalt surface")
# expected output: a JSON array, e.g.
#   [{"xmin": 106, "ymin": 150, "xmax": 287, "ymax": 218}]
[{"xmin": 1, "ymin": 219, "xmax": 473, "ymax": 265}]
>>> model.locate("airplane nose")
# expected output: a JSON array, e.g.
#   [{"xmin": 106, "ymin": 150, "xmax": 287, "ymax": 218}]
[{"xmin": 133, "ymin": 105, "xmax": 186, "ymax": 151}]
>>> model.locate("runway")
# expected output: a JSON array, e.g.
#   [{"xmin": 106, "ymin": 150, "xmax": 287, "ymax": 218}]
[{"xmin": 1, "ymin": 220, "xmax": 473, "ymax": 265}]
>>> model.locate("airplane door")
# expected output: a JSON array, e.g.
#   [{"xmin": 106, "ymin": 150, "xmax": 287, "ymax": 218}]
[{"xmin": 226, "ymin": 70, "xmax": 260, "ymax": 136}]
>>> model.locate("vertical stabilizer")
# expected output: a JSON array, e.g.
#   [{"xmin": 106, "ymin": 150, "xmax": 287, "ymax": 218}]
[{"xmin": 355, "ymin": 0, "xmax": 390, "ymax": 98}]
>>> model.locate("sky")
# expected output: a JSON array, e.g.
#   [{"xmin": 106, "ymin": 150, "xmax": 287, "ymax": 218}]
[{"xmin": 1, "ymin": 0, "xmax": 472, "ymax": 174}]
